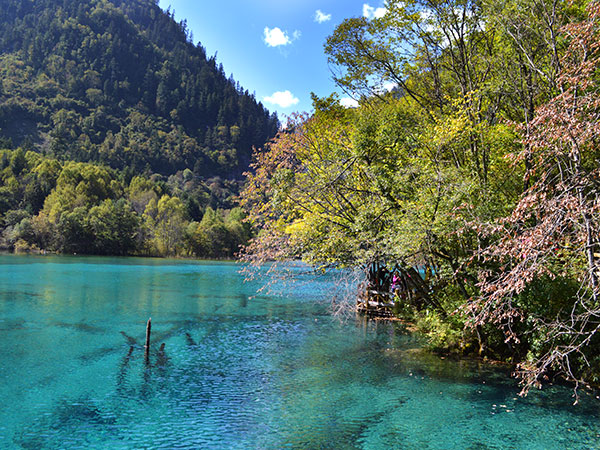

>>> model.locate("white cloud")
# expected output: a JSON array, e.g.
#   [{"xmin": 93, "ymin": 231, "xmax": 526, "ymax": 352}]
[
  {"xmin": 264, "ymin": 91, "xmax": 300, "ymax": 108},
  {"xmin": 383, "ymin": 82, "xmax": 397, "ymax": 92},
  {"xmin": 340, "ymin": 97, "xmax": 359, "ymax": 108},
  {"xmin": 263, "ymin": 27, "xmax": 301, "ymax": 47},
  {"xmin": 363, "ymin": 3, "xmax": 387, "ymax": 20},
  {"xmin": 264, "ymin": 27, "xmax": 291, "ymax": 47},
  {"xmin": 420, "ymin": 8, "xmax": 438, "ymax": 34},
  {"xmin": 315, "ymin": 9, "xmax": 332, "ymax": 23}
]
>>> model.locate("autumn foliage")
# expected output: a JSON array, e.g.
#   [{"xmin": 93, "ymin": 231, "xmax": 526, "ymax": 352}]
[
  {"xmin": 241, "ymin": 0, "xmax": 600, "ymax": 394},
  {"xmin": 473, "ymin": 1, "xmax": 600, "ymax": 396}
]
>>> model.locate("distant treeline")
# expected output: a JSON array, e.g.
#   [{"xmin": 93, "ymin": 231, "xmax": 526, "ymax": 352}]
[{"xmin": 0, "ymin": 148, "xmax": 251, "ymax": 258}]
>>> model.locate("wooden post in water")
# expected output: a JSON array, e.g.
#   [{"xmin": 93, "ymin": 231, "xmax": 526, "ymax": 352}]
[{"xmin": 144, "ymin": 318, "xmax": 152, "ymax": 363}]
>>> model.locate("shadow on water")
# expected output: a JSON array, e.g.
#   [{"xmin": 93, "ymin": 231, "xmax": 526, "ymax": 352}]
[
  {"xmin": 4, "ymin": 257, "xmax": 600, "ymax": 449},
  {"xmin": 54, "ymin": 321, "xmax": 106, "ymax": 334},
  {"xmin": 77, "ymin": 318, "xmax": 206, "ymax": 363},
  {"xmin": 14, "ymin": 315, "xmax": 292, "ymax": 448},
  {"xmin": 15, "ymin": 336, "xmax": 172, "ymax": 448},
  {"xmin": 53, "ymin": 398, "xmax": 117, "ymax": 426},
  {"xmin": 14, "ymin": 396, "xmax": 118, "ymax": 449}
]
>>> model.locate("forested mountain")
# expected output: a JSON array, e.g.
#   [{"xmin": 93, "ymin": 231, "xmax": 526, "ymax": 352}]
[
  {"xmin": 0, "ymin": 0, "xmax": 279, "ymax": 177},
  {"xmin": 0, "ymin": 0, "xmax": 279, "ymax": 258}
]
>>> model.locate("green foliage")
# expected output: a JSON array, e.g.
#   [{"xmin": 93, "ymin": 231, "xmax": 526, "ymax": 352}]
[
  {"xmin": 151, "ymin": 194, "xmax": 187, "ymax": 256},
  {"xmin": 241, "ymin": 0, "xmax": 600, "ymax": 387},
  {"xmin": 88, "ymin": 199, "xmax": 139, "ymax": 255},
  {"xmin": 185, "ymin": 206, "xmax": 250, "ymax": 258},
  {"xmin": 9, "ymin": 147, "xmax": 27, "ymax": 176},
  {"xmin": 243, "ymin": 90, "xmax": 522, "ymax": 281},
  {"xmin": 0, "ymin": 0, "xmax": 273, "ymax": 258},
  {"xmin": 0, "ymin": 149, "xmax": 252, "ymax": 258},
  {"xmin": 414, "ymin": 310, "xmax": 466, "ymax": 353},
  {"xmin": 55, "ymin": 207, "xmax": 94, "ymax": 253}
]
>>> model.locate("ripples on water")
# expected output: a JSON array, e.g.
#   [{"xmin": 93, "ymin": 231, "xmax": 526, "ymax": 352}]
[{"xmin": 0, "ymin": 255, "xmax": 599, "ymax": 449}]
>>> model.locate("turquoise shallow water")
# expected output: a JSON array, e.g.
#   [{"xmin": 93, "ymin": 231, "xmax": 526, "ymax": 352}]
[{"xmin": 0, "ymin": 255, "xmax": 599, "ymax": 449}]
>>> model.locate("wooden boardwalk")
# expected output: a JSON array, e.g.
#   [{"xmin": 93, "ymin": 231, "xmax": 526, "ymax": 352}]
[
  {"xmin": 356, "ymin": 261, "xmax": 445, "ymax": 319},
  {"xmin": 356, "ymin": 289, "xmax": 396, "ymax": 318},
  {"xmin": 356, "ymin": 300, "xmax": 395, "ymax": 318}
]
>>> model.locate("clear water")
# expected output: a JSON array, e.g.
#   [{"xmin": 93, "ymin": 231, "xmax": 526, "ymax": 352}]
[{"xmin": 0, "ymin": 255, "xmax": 599, "ymax": 449}]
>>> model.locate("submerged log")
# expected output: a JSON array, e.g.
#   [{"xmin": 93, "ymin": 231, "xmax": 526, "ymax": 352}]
[
  {"xmin": 156, "ymin": 342, "xmax": 168, "ymax": 369},
  {"xmin": 144, "ymin": 318, "xmax": 152, "ymax": 363},
  {"xmin": 185, "ymin": 332, "xmax": 197, "ymax": 347},
  {"xmin": 119, "ymin": 331, "xmax": 138, "ymax": 346},
  {"xmin": 116, "ymin": 345, "xmax": 135, "ymax": 394}
]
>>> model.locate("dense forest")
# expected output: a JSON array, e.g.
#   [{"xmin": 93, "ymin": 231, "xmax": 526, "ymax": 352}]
[
  {"xmin": 0, "ymin": 0, "xmax": 279, "ymax": 257},
  {"xmin": 0, "ymin": 0, "xmax": 278, "ymax": 176},
  {"xmin": 0, "ymin": 148, "xmax": 251, "ymax": 257},
  {"xmin": 241, "ymin": 0, "xmax": 600, "ymax": 395}
]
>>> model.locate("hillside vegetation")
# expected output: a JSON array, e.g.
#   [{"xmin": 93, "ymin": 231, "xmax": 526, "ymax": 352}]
[
  {"xmin": 0, "ymin": 0, "xmax": 278, "ymax": 177},
  {"xmin": 0, "ymin": 0, "xmax": 280, "ymax": 257}
]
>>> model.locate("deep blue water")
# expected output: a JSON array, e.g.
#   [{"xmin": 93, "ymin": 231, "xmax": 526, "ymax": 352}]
[{"xmin": 0, "ymin": 254, "xmax": 599, "ymax": 449}]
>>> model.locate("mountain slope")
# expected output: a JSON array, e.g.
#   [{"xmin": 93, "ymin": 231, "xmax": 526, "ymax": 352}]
[{"xmin": 0, "ymin": 0, "xmax": 279, "ymax": 177}]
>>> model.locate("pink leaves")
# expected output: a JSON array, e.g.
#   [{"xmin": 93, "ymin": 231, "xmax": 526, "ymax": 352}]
[{"xmin": 473, "ymin": 1, "xmax": 600, "ymax": 395}]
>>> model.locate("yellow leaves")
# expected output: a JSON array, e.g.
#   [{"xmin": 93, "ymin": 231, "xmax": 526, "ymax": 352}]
[
  {"xmin": 430, "ymin": 93, "xmax": 477, "ymax": 147},
  {"xmin": 2, "ymin": 175, "xmax": 18, "ymax": 191},
  {"xmin": 230, "ymin": 125, "xmax": 241, "ymax": 141},
  {"xmin": 43, "ymin": 185, "xmax": 75, "ymax": 223},
  {"xmin": 142, "ymin": 196, "xmax": 158, "ymax": 223},
  {"xmin": 157, "ymin": 194, "xmax": 184, "ymax": 217},
  {"xmin": 284, "ymin": 219, "xmax": 308, "ymax": 237}
]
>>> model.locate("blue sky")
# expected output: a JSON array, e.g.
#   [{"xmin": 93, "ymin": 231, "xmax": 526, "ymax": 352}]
[{"xmin": 157, "ymin": 0, "xmax": 387, "ymax": 119}]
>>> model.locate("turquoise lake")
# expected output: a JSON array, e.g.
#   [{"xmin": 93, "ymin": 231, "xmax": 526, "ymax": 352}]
[{"xmin": 0, "ymin": 254, "xmax": 599, "ymax": 449}]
